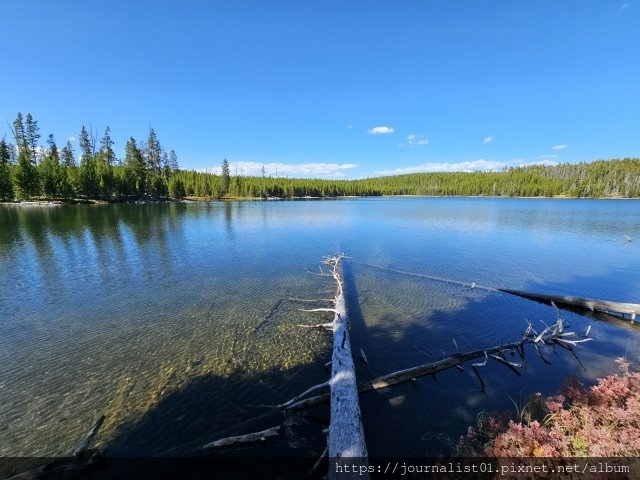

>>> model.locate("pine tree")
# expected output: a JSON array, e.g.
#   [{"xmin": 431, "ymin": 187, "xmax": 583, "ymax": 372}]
[
  {"xmin": 99, "ymin": 126, "xmax": 116, "ymax": 166},
  {"xmin": 96, "ymin": 126, "xmax": 115, "ymax": 197},
  {"xmin": 145, "ymin": 127, "xmax": 165, "ymax": 196},
  {"xmin": 123, "ymin": 137, "xmax": 146, "ymax": 196},
  {"xmin": 12, "ymin": 113, "xmax": 28, "ymax": 153},
  {"xmin": 0, "ymin": 139, "xmax": 14, "ymax": 201},
  {"xmin": 39, "ymin": 134, "xmax": 63, "ymax": 198},
  {"xmin": 25, "ymin": 113, "xmax": 41, "ymax": 166},
  {"xmin": 168, "ymin": 149, "xmax": 179, "ymax": 171},
  {"xmin": 60, "ymin": 140, "xmax": 76, "ymax": 167},
  {"xmin": 77, "ymin": 126, "xmax": 98, "ymax": 197},
  {"xmin": 12, "ymin": 113, "xmax": 40, "ymax": 199},
  {"xmin": 14, "ymin": 149, "xmax": 40, "ymax": 199},
  {"xmin": 220, "ymin": 158, "xmax": 230, "ymax": 196},
  {"xmin": 78, "ymin": 126, "xmax": 93, "ymax": 161},
  {"xmin": 59, "ymin": 140, "xmax": 77, "ymax": 198},
  {"xmin": 146, "ymin": 127, "xmax": 162, "ymax": 174}
]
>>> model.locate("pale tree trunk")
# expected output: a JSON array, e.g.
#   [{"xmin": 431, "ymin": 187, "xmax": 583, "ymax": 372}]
[{"xmin": 325, "ymin": 255, "xmax": 369, "ymax": 480}]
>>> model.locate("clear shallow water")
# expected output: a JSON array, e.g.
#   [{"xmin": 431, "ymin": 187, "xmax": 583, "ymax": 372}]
[{"xmin": 0, "ymin": 198, "xmax": 639, "ymax": 458}]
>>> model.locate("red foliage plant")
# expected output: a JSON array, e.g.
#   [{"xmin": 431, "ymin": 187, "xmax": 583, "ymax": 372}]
[{"xmin": 459, "ymin": 359, "xmax": 640, "ymax": 457}]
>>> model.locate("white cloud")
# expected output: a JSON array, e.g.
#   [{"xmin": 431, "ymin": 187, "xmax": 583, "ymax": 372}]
[
  {"xmin": 539, "ymin": 154, "xmax": 559, "ymax": 159},
  {"xmin": 552, "ymin": 144, "xmax": 568, "ymax": 150},
  {"xmin": 398, "ymin": 134, "xmax": 428, "ymax": 148},
  {"xmin": 406, "ymin": 134, "xmax": 428, "ymax": 146},
  {"xmin": 67, "ymin": 136, "xmax": 76, "ymax": 143},
  {"xmin": 204, "ymin": 161, "xmax": 358, "ymax": 178},
  {"xmin": 367, "ymin": 125, "xmax": 394, "ymax": 135},
  {"xmin": 483, "ymin": 136, "xmax": 493, "ymax": 143},
  {"xmin": 527, "ymin": 159, "xmax": 558, "ymax": 167},
  {"xmin": 374, "ymin": 158, "xmax": 561, "ymax": 176},
  {"xmin": 375, "ymin": 159, "xmax": 506, "ymax": 175}
]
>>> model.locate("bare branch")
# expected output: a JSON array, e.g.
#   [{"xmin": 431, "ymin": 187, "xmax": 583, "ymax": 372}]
[
  {"xmin": 299, "ymin": 308, "xmax": 340, "ymax": 314},
  {"xmin": 278, "ymin": 381, "xmax": 330, "ymax": 409}
]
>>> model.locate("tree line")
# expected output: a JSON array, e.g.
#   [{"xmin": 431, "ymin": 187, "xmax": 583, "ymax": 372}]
[
  {"xmin": 0, "ymin": 112, "xmax": 181, "ymax": 202},
  {"xmin": 1, "ymin": 113, "xmax": 639, "ymax": 202},
  {"xmin": 168, "ymin": 158, "xmax": 640, "ymax": 199}
]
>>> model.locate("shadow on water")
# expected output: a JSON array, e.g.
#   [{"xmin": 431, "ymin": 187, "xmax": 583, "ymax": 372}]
[
  {"xmin": 91, "ymin": 260, "xmax": 640, "ymax": 462},
  {"xmin": 102, "ymin": 364, "xmax": 325, "ymax": 458},
  {"xmin": 80, "ymin": 362, "xmax": 331, "ymax": 480},
  {"xmin": 58, "ymin": 259, "xmax": 640, "ymax": 478},
  {"xmin": 2, "ymin": 270, "xmax": 639, "ymax": 478},
  {"xmin": 2, "ymin": 201, "xmax": 638, "ymax": 477},
  {"xmin": 343, "ymin": 261, "xmax": 640, "ymax": 457}
]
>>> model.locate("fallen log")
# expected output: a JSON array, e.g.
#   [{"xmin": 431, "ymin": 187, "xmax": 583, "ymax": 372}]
[
  {"xmin": 357, "ymin": 261, "xmax": 639, "ymax": 320},
  {"xmin": 7, "ymin": 416, "xmax": 106, "ymax": 480},
  {"xmin": 498, "ymin": 288, "xmax": 640, "ymax": 317},
  {"xmin": 287, "ymin": 315, "xmax": 589, "ymax": 411},
  {"xmin": 202, "ymin": 426, "xmax": 281, "ymax": 449},
  {"xmin": 286, "ymin": 342, "xmax": 522, "ymax": 410},
  {"xmin": 323, "ymin": 255, "xmax": 369, "ymax": 479},
  {"xmin": 277, "ymin": 381, "xmax": 329, "ymax": 409},
  {"xmin": 72, "ymin": 415, "xmax": 106, "ymax": 458}
]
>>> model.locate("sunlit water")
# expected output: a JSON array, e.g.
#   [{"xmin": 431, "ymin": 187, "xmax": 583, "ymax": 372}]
[{"xmin": 0, "ymin": 198, "xmax": 639, "ymax": 459}]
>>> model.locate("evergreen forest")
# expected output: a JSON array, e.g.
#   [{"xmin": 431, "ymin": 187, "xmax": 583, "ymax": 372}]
[{"xmin": 1, "ymin": 113, "xmax": 639, "ymax": 202}]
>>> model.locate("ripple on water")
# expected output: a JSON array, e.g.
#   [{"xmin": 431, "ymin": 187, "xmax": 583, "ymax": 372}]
[{"xmin": 1, "ymin": 200, "xmax": 639, "ymax": 459}]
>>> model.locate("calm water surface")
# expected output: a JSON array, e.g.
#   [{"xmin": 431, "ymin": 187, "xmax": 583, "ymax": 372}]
[{"xmin": 0, "ymin": 198, "xmax": 639, "ymax": 458}]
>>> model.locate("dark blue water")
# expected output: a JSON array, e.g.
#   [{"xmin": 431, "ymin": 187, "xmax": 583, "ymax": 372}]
[{"xmin": 0, "ymin": 198, "xmax": 638, "ymax": 458}]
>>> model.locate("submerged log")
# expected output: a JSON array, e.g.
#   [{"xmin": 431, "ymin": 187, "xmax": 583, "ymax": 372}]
[
  {"xmin": 358, "ymin": 261, "xmax": 639, "ymax": 320},
  {"xmin": 286, "ymin": 342, "xmax": 522, "ymax": 410},
  {"xmin": 324, "ymin": 255, "xmax": 369, "ymax": 479},
  {"xmin": 288, "ymin": 314, "xmax": 589, "ymax": 410},
  {"xmin": 499, "ymin": 288, "xmax": 640, "ymax": 317},
  {"xmin": 7, "ymin": 416, "xmax": 106, "ymax": 480},
  {"xmin": 202, "ymin": 426, "xmax": 281, "ymax": 449},
  {"xmin": 72, "ymin": 415, "xmax": 105, "ymax": 458}
]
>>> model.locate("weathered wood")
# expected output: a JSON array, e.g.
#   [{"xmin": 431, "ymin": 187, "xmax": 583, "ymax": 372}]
[
  {"xmin": 288, "ymin": 315, "xmax": 588, "ymax": 411},
  {"xmin": 359, "ymin": 348, "xmax": 369, "ymax": 365},
  {"xmin": 310, "ymin": 445, "xmax": 328, "ymax": 475},
  {"xmin": 324, "ymin": 255, "xmax": 369, "ymax": 480},
  {"xmin": 202, "ymin": 426, "xmax": 281, "ymax": 449},
  {"xmin": 286, "ymin": 345, "xmax": 520, "ymax": 410},
  {"xmin": 498, "ymin": 288, "xmax": 640, "ymax": 316},
  {"xmin": 6, "ymin": 416, "xmax": 106, "ymax": 480},
  {"xmin": 358, "ymin": 261, "xmax": 639, "ymax": 319},
  {"xmin": 286, "ymin": 342, "xmax": 523, "ymax": 410},
  {"xmin": 72, "ymin": 415, "xmax": 106, "ymax": 458},
  {"xmin": 277, "ymin": 381, "xmax": 329, "ymax": 409}
]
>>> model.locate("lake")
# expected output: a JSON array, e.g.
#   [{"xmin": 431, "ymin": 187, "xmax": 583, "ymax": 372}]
[{"xmin": 0, "ymin": 197, "xmax": 639, "ymax": 461}]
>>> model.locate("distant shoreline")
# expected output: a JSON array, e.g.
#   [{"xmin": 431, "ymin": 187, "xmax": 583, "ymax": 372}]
[{"xmin": 2, "ymin": 194, "xmax": 639, "ymax": 207}]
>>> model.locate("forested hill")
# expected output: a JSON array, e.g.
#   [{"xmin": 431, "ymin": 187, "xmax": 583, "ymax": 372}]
[
  {"xmin": 169, "ymin": 158, "xmax": 640, "ymax": 199},
  {"xmin": 0, "ymin": 111, "xmax": 638, "ymax": 201},
  {"xmin": 349, "ymin": 159, "xmax": 640, "ymax": 198}
]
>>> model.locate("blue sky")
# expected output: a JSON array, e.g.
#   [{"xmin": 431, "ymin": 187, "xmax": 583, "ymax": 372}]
[{"xmin": 2, "ymin": 1, "xmax": 639, "ymax": 178}]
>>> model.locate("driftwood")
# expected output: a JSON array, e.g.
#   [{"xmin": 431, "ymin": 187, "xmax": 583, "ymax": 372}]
[
  {"xmin": 72, "ymin": 415, "xmax": 105, "ymax": 458},
  {"xmin": 498, "ymin": 288, "xmax": 640, "ymax": 318},
  {"xmin": 357, "ymin": 261, "xmax": 639, "ymax": 319},
  {"xmin": 7, "ymin": 416, "xmax": 106, "ymax": 480},
  {"xmin": 359, "ymin": 348, "xmax": 369, "ymax": 365},
  {"xmin": 285, "ymin": 344, "xmax": 522, "ymax": 410},
  {"xmin": 202, "ymin": 426, "xmax": 281, "ymax": 449},
  {"xmin": 286, "ymin": 313, "xmax": 590, "ymax": 411},
  {"xmin": 323, "ymin": 255, "xmax": 369, "ymax": 479},
  {"xmin": 277, "ymin": 381, "xmax": 329, "ymax": 409}
]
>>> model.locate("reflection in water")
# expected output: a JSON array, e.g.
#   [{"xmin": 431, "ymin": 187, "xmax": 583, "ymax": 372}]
[
  {"xmin": 0, "ymin": 198, "xmax": 639, "ymax": 459},
  {"xmin": 224, "ymin": 201, "xmax": 235, "ymax": 239}
]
